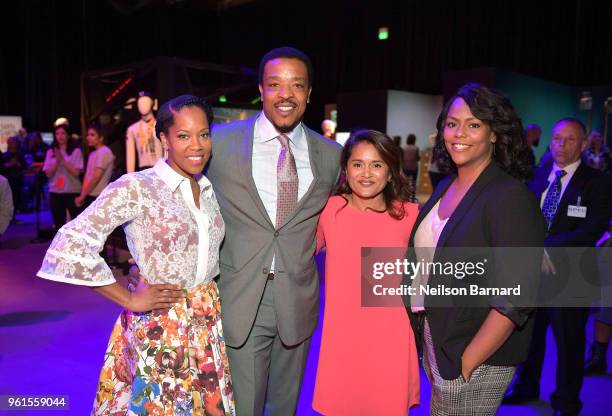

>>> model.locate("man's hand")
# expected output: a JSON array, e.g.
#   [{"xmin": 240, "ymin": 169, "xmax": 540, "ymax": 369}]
[{"xmin": 74, "ymin": 195, "xmax": 85, "ymax": 207}]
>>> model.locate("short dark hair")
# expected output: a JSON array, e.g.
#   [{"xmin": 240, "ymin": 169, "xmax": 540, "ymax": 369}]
[
  {"xmin": 407, "ymin": 134, "xmax": 416, "ymax": 145},
  {"xmin": 334, "ymin": 129, "xmax": 413, "ymax": 220},
  {"xmin": 155, "ymin": 95, "xmax": 214, "ymax": 138},
  {"xmin": 525, "ymin": 123, "xmax": 541, "ymax": 132},
  {"xmin": 258, "ymin": 47, "xmax": 313, "ymax": 87},
  {"xmin": 552, "ymin": 117, "xmax": 587, "ymax": 138},
  {"xmin": 589, "ymin": 128, "xmax": 602, "ymax": 136},
  {"xmin": 433, "ymin": 83, "xmax": 532, "ymax": 182},
  {"xmin": 87, "ymin": 121, "xmax": 103, "ymax": 135}
]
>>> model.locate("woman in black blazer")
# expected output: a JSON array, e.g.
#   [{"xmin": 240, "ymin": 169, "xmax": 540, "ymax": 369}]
[{"xmin": 406, "ymin": 83, "xmax": 546, "ymax": 415}]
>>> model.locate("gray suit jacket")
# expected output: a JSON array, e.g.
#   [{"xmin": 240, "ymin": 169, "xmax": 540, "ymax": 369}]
[{"xmin": 208, "ymin": 117, "xmax": 341, "ymax": 347}]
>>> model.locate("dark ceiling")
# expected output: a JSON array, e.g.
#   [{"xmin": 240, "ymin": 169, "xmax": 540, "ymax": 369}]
[{"xmin": 2, "ymin": 0, "xmax": 611, "ymax": 130}]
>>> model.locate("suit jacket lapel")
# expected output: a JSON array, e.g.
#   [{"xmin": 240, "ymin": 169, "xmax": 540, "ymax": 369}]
[
  {"xmin": 436, "ymin": 162, "xmax": 499, "ymax": 249},
  {"xmin": 239, "ymin": 117, "xmax": 274, "ymax": 229},
  {"xmin": 277, "ymin": 125, "xmax": 321, "ymax": 229}
]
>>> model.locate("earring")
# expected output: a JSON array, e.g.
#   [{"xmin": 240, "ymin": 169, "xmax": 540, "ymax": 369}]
[
  {"xmin": 163, "ymin": 146, "xmax": 168, "ymax": 160},
  {"xmin": 492, "ymin": 141, "xmax": 496, "ymax": 157}
]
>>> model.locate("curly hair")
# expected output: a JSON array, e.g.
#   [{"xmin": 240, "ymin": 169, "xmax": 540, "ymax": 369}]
[
  {"xmin": 334, "ymin": 129, "xmax": 413, "ymax": 220},
  {"xmin": 433, "ymin": 83, "xmax": 532, "ymax": 182}
]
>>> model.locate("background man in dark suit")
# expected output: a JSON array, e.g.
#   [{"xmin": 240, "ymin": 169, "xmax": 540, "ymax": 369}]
[
  {"xmin": 504, "ymin": 118, "xmax": 612, "ymax": 416},
  {"xmin": 208, "ymin": 47, "xmax": 341, "ymax": 415},
  {"xmin": 525, "ymin": 123, "xmax": 542, "ymax": 167}
]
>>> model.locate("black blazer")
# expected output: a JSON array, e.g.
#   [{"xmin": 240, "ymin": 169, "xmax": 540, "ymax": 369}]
[
  {"xmin": 405, "ymin": 162, "xmax": 546, "ymax": 380},
  {"xmin": 529, "ymin": 162, "xmax": 612, "ymax": 248}
]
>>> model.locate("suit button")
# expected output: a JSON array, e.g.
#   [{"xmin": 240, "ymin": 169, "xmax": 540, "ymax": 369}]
[
  {"xmin": 263, "ymin": 268, "xmax": 268, "ymax": 275},
  {"xmin": 274, "ymin": 231, "xmax": 279, "ymax": 237}
]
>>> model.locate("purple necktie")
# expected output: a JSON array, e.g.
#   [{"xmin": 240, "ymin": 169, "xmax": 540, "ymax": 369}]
[{"xmin": 276, "ymin": 133, "xmax": 299, "ymax": 227}]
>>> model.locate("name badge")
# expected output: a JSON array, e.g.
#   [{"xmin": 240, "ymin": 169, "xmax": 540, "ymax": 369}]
[{"xmin": 567, "ymin": 205, "xmax": 587, "ymax": 218}]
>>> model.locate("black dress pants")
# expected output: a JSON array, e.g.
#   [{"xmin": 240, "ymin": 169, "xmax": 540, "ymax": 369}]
[
  {"xmin": 516, "ymin": 306, "xmax": 590, "ymax": 414},
  {"xmin": 49, "ymin": 192, "xmax": 79, "ymax": 229},
  {"xmin": 7, "ymin": 177, "xmax": 22, "ymax": 214}
]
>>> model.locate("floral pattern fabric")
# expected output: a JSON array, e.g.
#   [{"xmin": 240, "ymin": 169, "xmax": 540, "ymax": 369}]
[
  {"xmin": 37, "ymin": 159, "xmax": 233, "ymax": 414},
  {"xmin": 94, "ymin": 280, "xmax": 235, "ymax": 416}
]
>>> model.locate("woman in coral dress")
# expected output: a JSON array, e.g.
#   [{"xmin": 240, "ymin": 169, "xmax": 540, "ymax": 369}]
[
  {"xmin": 313, "ymin": 129, "xmax": 420, "ymax": 415},
  {"xmin": 38, "ymin": 95, "xmax": 234, "ymax": 415}
]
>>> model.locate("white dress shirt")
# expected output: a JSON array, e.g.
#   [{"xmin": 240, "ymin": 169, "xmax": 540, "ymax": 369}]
[
  {"xmin": 252, "ymin": 112, "xmax": 313, "ymax": 226},
  {"xmin": 540, "ymin": 159, "xmax": 582, "ymax": 208},
  {"xmin": 252, "ymin": 112, "xmax": 313, "ymax": 271},
  {"xmin": 38, "ymin": 159, "xmax": 225, "ymax": 289}
]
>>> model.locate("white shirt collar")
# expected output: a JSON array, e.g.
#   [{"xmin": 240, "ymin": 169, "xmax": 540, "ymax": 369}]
[
  {"xmin": 254, "ymin": 111, "xmax": 304, "ymax": 146},
  {"xmin": 550, "ymin": 158, "xmax": 581, "ymax": 179},
  {"xmin": 153, "ymin": 159, "xmax": 212, "ymax": 195}
]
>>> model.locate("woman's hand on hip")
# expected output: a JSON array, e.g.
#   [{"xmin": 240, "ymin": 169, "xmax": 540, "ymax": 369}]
[{"xmin": 127, "ymin": 278, "xmax": 183, "ymax": 313}]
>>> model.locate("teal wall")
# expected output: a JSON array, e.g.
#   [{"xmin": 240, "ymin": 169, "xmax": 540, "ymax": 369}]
[{"xmin": 497, "ymin": 70, "xmax": 578, "ymax": 162}]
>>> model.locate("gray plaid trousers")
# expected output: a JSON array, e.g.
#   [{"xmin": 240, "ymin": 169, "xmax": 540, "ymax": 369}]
[{"xmin": 423, "ymin": 318, "xmax": 515, "ymax": 415}]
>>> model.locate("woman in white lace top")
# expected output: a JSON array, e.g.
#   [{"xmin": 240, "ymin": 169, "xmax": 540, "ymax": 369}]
[{"xmin": 37, "ymin": 95, "xmax": 235, "ymax": 415}]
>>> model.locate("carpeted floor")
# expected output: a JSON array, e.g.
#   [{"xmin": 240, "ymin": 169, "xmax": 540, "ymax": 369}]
[{"xmin": 0, "ymin": 212, "xmax": 610, "ymax": 415}]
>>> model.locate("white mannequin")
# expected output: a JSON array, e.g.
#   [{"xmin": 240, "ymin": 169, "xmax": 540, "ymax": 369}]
[{"xmin": 125, "ymin": 91, "xmax": 162, "ymax": 172}]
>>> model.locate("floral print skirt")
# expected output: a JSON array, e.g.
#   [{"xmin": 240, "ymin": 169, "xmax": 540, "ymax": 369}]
[{"xmin": 93, "ymin": 280, "xmax": 235, "ymax": 415}]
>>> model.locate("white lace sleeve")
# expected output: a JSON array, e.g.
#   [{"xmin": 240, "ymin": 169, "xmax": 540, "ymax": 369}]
[{"xmin": 37, "ymin": 174, "xmax": 143, "ymax": 286}]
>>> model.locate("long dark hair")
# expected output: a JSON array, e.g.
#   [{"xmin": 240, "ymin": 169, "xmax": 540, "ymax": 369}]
[
  {"xmin": 334, "ymin": 129, "xmax": 413, "ymax": 220},
  {"xmin": 433, "ymin": 83, "xmax": 532, "ymax": 181},
  {"xmin": 52, "ymin": 124, "xmax": 78, "ymax": 156}
]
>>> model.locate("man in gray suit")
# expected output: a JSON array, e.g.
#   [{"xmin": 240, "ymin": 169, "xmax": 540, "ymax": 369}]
[{"xmin": 207, "ymin": 47, "xmax": 341, "ymax": 415}]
